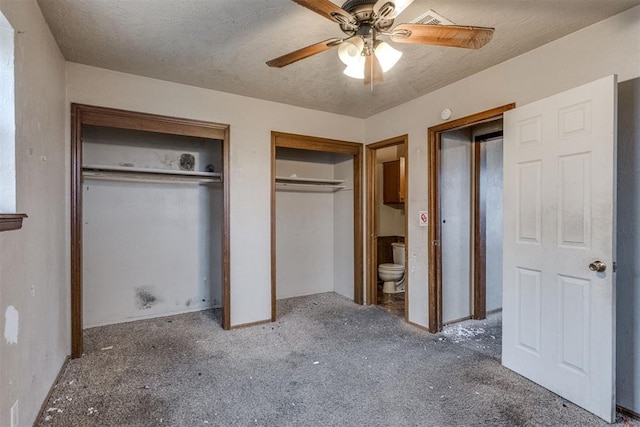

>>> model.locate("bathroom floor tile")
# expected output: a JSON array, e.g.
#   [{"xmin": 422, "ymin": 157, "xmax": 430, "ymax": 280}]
[{"xmin": 376, "ymin": 283, "xmax": 405, "ymax": 317}]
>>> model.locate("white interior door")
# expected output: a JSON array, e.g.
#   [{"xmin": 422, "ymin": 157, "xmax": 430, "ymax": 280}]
[{"xmin": 502, "ymin": 75, "xmax": 617, "ymax": 422}]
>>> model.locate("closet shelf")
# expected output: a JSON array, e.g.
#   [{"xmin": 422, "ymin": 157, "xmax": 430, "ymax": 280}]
[
  {"xmin": 82, "ymin": 164, "xmax": 221, "ymax": 185},
  {"xmin": 275, "ymin": 176, "xmax": 346, "ymax": 192}
]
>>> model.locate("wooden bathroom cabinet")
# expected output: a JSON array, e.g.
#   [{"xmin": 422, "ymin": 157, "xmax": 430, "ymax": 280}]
[{"xmin": 383, "ymin": 157, "xmax": 406, "ymax": 205}]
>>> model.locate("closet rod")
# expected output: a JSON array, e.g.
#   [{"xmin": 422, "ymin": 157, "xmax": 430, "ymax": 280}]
[
  {"xmin": 82, "ymin": 171, "xmax": 220, "ymax": 185},
  {"xmin": 275, "ymin": 183, "xmax": 346, "ymax": 192},
  {"xmin": 83, "ymin": 163, "xmax": 220, "ymax": 178}
]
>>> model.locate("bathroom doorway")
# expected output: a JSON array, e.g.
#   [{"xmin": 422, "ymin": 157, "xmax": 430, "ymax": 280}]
[
  {"xmin": 366, "ymin": 135, "xmax": 408, "ymax": 319},
  {"xmin": 428, "ymin": 104, "xmax": 514, "ymax": 332}
]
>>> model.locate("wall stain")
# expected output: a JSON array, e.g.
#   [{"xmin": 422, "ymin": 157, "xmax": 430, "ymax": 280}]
[{"xmin": 136, "ymin": 288, "xmax": 159, "ymax": 310}]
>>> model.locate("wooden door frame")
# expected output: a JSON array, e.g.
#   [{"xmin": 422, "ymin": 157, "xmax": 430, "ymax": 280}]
[
  {"xmin": 365, "ymin": 135, "xmax": 409, "ymax": 317},
  {"xmin": 270, "ymin": 131, "xmax": 363, "ymax": 321},
  {"xmin": 472, "ymin": 130, "xmax": 505, "ymax": 321},
  {"xmin": 70, "ymin": 104, "xmax": 231, "ymax": 358},
  {"xmin": 427, "ymin": 104, "xmax": 515, "ymax": 333}
]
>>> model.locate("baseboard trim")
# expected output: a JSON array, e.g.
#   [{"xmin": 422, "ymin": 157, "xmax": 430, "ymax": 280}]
[
  {"xmin": 406, "ymin": 320, "xmax": 431, "ymax": 333},
  {"xmin": 487, "ymin": 308, "xmax": 503, "ymax": 315},
  {"xmin": 34, "ymin": 355, "xmax": 70, "ymax": 426},
  {"xmin": 84, "ymin": 305, "xmax": 219, "ymax": 329},
  {"xmin": 618, "ymin": 405, "xmax": 640, "ymax": 421},
  {"xmin": 231, "ymin": 318, "xmax": 272, "ymax": 329},
  {"xmin": 444, "ymin": 315, "xmax": 473, "ymax": 326}
]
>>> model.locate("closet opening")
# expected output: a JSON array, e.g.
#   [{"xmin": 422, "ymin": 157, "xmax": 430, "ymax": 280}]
[
  {"xmin": 270, "ymin": 132, "xmax": 363, "ymax": 320},
  {"xmin": 365, "ymin": 135, "xmax": 408, "ymax": 319},
  {"xmin": 439, "ymin": 122, "xmax": 503, "ymax": 326},
  {"xmin": 427, "ymin": 104, "xmax": 514, "ymax": 333},
  {"xmin": 71, "ymin": 104, "xmax": 230, "ymax": 358}
]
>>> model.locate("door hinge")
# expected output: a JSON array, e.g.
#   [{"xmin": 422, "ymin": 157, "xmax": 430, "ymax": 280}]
[{"xmin": 613, "ymin": 261, "xmax": 617, "ymax": 273}]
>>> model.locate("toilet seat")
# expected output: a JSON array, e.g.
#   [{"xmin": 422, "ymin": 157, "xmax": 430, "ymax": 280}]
[{"xmin": 379, "ymin": 263, "xmax": 404, "ymax": 272}]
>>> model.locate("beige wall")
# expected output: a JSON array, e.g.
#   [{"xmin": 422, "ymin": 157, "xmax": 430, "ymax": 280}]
[
  {"xmin": 3, "ymin": 2, "xmax": 640, "ymax": 423},
  {"xmin": 0, "ymin": 1, "xmax": 67, "ymax": 426},
  {"xmin": 364, "ymin": 5, "xmax": 640, "ymax": 329}
]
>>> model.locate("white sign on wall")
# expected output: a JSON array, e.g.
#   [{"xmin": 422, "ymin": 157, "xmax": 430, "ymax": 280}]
[{"xmin": 419, "ymin": 211, "xmax": 428, "ymax": 227}]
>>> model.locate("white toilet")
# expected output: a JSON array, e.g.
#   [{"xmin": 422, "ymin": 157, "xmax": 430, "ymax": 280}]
[{"xmin": 378, "ymin": 242, "xmax": 405, "ymax": 294}]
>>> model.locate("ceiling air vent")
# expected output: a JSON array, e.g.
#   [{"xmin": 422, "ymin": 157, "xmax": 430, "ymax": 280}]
[{"xmin": 410, "ymin": 9, "xmax": 455, "ymax": 26}]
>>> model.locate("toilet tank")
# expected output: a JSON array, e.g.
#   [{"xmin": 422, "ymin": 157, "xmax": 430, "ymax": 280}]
[{"xmin": 391, "ymin": 242, "xmax": 405, "ymax": 266}]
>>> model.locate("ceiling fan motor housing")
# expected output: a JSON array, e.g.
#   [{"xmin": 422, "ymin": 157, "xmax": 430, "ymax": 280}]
[
  {"xmin": 339, "ymin": 0, "xmax": 395, "ymax": 35},
  {"xmin": 341, "ymin": 0, "xmax": 377, "ymax": 10}
]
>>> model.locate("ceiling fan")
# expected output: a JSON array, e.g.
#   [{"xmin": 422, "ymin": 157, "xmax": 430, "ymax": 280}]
[{"xmin": 266, "ymin": 0, "xmax": 495, "ymax": 85}]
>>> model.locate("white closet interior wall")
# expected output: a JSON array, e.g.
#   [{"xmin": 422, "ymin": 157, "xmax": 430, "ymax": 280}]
[
  {"xmin": 440, "ymin": 128, "xmax": 473, "ymax": 324},
  {"xmin": 82, "ymin": 125, "xmax": 223, "ymax": 327},
  {"xmin": 333, "ymin": 155, "xmax": 354, "ymax": 300},
  {"xmin": 275, "ymin": 147, "xmax": 354, "ymax": 300},
  {"xmin": 441, "ymin": 120, "xmax": 504, "ymax": 325}
]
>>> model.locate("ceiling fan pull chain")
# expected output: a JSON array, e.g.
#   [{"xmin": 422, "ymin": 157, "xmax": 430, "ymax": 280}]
[{"xmin": 370, "ymin": 57, "xmax": 374, "ymax": 93}]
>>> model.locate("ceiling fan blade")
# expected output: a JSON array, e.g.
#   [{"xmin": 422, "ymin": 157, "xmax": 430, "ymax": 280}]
[
  {"xmin": 391, "ymin": 24, "xmax": 494, "ymax": 49},
  {"xmin": 292, "ymin": 0, "xmax": 355, "ymax": 25},
  {"xmin": 364, "ymin": 55, "xmax": 383, "ymax": 86},
  {"xmin": 266, "ymin": 38, "xmax": 343, "ymax": 68},
  {"xmin": 373, "ymin": 0, "xmax": 415, "ymax": 19}
]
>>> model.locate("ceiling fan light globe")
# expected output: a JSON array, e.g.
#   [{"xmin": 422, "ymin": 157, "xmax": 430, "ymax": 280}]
[
  {"xmin": 343, "ymin": 56, "xmax": 365, "ymax": 79},
  {"xmin": 338, "ymin": 37, "xmax": 364, "ymax": 65},
  {"xmin": 375, "ymin": 41, "xmax": 402, "ymax": 72}
]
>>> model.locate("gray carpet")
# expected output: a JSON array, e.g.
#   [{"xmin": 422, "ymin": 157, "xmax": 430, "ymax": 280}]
[
  {"xmin": 36, "ymin": 293, "xmax": 629, "ymax": 426},
  {"xmin": 441, "ymin": 312, "xmax": 503, "ymax": 360}
]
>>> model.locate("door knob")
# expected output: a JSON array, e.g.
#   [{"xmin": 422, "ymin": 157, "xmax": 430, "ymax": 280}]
[{"xmin": 589, "ymin": 260, "xmax": 606, "ymax": 273}]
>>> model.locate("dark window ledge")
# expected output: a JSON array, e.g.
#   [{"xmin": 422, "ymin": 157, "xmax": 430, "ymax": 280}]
[{"xmin": 0, "ymin": 214, "xmax": 27, "ymax": 232}]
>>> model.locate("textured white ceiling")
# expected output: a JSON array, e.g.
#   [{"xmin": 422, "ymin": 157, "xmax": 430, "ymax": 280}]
[{"xmin": 37, "ymin": 0, "xmax": 640, "ymax": 118}]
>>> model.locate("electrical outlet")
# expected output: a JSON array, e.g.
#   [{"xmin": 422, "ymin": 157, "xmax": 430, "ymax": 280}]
[{"xmin": 11, "ymin": 400, "xmax": 19, "ymax": 427}]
